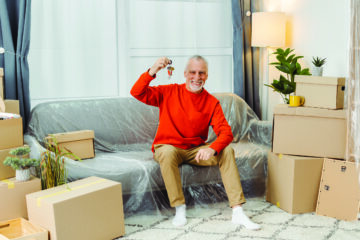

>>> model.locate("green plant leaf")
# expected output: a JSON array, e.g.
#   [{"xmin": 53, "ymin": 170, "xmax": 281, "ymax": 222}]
[
  {"xmin": 284, "ymin": 48, "xmax": 292, "ymax": 56},
  {"xmin": 300, "ymin": 68, "xmax": 311, "ymax": 75},
  {"xmin": 265, "ymin": 48, "xmax": 310, "ymax": 99}
]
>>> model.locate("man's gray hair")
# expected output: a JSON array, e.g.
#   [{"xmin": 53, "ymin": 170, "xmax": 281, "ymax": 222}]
[{"xmin": 185, "ymin": 55, "xmax": 208, "ymax": 71}]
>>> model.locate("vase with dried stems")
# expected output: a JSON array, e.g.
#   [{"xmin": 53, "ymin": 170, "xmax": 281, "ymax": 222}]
[{"xmin": 40, "ymin": 136, "xmax": 80, "ymax": 189}]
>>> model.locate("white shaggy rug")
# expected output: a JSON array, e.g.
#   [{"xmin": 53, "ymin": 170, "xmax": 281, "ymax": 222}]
[{"xmin": 118, "ymin": 197, "xmax": 360, "ymax": 240}]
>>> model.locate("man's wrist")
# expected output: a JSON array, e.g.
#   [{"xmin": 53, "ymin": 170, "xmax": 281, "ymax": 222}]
[{"xmin": 148, "ymin": 68, "xmax": 156, "ymax": 77}]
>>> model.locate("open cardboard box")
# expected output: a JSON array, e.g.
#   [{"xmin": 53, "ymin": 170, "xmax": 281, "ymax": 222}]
[
  {"xmin": 272, "ymin": 104, "xmax": 346, "ymax": 159},
  {"xmin": 266, "ymin": 151, "xmax": 324, "ymax": 214},
  {"xmin": 0, "ymin": 218, "xmax": 48, "ymax": 240},
  {"xmin": 0, "ymin": 97, "xmax": 23, "ymax": 150}
]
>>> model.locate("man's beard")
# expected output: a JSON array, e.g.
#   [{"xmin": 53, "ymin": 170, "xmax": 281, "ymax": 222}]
[{"xmin": 189, "ymin": 80, "xmax": 204, "ymax": 92}]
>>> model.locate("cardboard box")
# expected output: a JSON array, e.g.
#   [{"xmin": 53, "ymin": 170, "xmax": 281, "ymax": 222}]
[
  {"xmin": 47, "ymin": 130, "xmax": 95, "ymax": 160},
  {"xmin": 26, "ymin": 176, "xmax": 125, "ymax": 240},
  {"xmin": 0, "ymin": 218, "xmax": 48, "ymax": 240},
  {"xmin": 316, "ymin": 158, "xmax": 360, "ymax": 221},
  {"xmin": 4, "ymin": 100, "xmax": 20, "ymax": 115},
  {"xmin": 295, "ymin": 75, "xmax": 345, "ymax": 109},
  {"xmin": 0, "ymin": 118, "xmax": 23, "ymax": 150},
  {"xmin": 272, "ymin": 104, "xmax": 346, "ymax": 159},
  {"xmin": 266, "ymin": 152, "xmax": 324, "ymax": 214},
  {"xmin": 0, "ymin": 177, "xmax": 41, "ymax": 221},
  {"xmin": 0, "ymin": 148, "xmax": 16, "ymax": 181},
  {"xmin": 0, "ymin": 98, "xmax": 23, "ymax": 150}
]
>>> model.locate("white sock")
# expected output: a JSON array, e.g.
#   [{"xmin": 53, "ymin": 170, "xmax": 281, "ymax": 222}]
[
  {"xmin": 232, "ymin": 206, "xmax": 261, "ymax": 230},
  {"xmin": 172, "ymin": 204, "xmax": 187, "ymax": 227}
]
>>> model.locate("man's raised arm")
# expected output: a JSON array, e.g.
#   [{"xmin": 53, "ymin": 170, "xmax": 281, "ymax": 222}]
[{"xmin": 130, "ymin": 57, "xmax": 171, "ymax": 106}]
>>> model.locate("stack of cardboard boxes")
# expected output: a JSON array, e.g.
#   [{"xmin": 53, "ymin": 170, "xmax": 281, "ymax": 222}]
[
  {"xmin": 0, "ymin": 68, "xmax": 46, "ymax": 239},
  {"xmin": 0, "ymin": 71, "xmax": 125, "ymax": 239},
  {"xmin": 0, "ymin": 68, "xmax": 42, "ymax": 222},
  {"xmin": 1, "ymin": 175, "xmax": 125, "ymax": 240},
  {"xmin": 267, "ymin": 75, "xmax": 360, "ymax": 221}
]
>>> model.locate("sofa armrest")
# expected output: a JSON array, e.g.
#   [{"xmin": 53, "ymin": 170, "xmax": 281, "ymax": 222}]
[{"xmin": 247, "ymin": 119, "xmax": 272, "ymax": 148}]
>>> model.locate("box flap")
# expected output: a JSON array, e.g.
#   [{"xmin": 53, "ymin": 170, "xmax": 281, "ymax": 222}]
[
  {"xmin": 47, "ymin": 130, "xmax": 95, "ymax": 143},
  {"xmin": 295, "ymin": 75, "xmax": 346, "ymax": 86},
  {"xmin": 4, "ymin": 100, "xmax": 20, "ymax": 115},
  {"xmin": 0, "ymin": 74, "xmax": 3, "ymax": 100},
  {"xmin": 274, "ymin": 104, "xmax": 346, "ymax": 119},
  {"xmin": 316, "ymin": 158, "xmax": 360, "ymax": 221},
  {"xmin": 0, "ymin": 97, "xmax": 4, "ymax": 113}
]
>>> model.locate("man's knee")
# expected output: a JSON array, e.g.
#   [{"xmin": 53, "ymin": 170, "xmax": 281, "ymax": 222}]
[
  {"xmin": 217, "ymin": 146, "xmax": 235, "ymax": 164},
  {"xmin": 221, "ymin": 146, "xmax": 234, "ymax": 157}
]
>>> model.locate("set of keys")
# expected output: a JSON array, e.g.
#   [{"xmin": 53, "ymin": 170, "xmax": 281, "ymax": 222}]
[{"xmin": 167, "ymin": 60, "xmax": 174, "ymax": 80}]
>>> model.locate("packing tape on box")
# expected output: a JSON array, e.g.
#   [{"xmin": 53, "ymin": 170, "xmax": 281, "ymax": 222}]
[
  {"xmin": 36, "ymin": 179, "xmax": 106, "ymax": 207},
  {"xmin": 1, "ymin": 179, "xmax": 15, "ymax": 189}
]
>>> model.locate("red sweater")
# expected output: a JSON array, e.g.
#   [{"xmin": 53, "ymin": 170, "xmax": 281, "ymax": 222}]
[{"xmin": 130, "ymin": 71, "xmax": 233, "ymax": 153}]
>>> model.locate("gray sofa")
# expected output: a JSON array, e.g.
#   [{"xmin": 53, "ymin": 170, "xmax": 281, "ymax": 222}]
[{"xmin": 25, "ymin": 93, "xmax": 272, "ymax": 214}]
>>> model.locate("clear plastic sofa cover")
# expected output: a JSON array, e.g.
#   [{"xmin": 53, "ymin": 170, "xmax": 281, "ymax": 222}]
[{"xmin": 25, "ymin": 93, "xmax": 272, "ymax": 215}]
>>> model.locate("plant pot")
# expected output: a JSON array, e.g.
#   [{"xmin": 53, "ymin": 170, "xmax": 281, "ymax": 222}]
[
  {"xmin": 312, "ymin": 66, "xmax": 323, "ymax": 76},
  {"xmin": 16, "ymin": 169, "xmax": 31, "ymax": 181}
]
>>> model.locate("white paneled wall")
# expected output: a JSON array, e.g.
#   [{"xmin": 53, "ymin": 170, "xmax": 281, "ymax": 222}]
[
  {"xmin": 124, "ymin": 0, "xmax": 233, "ymax": 97},
  {"xmin": 29, "ymin": 0, "xmax": 233, "ymax": 107},
  {"xmin": 29, "ymin": 0, "xmax": 119, "ymax": 107},
  {"xmin": 260, "ymin": 0, "xmax": 350, "ymax": 120}
]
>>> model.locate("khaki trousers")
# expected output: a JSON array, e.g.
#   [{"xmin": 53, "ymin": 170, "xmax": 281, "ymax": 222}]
[{"xmin": 154, "ymin": 144, "xmax": 246, "ymax": 207}]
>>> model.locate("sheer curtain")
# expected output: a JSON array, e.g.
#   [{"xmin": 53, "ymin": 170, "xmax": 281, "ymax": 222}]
[
  {"xmin": 29, "ymin": 0, "xmax": 233, "ymax": 108},
  {"xmin": 347, "ymin": 0, "xmax": 360, "ymax": 170}
]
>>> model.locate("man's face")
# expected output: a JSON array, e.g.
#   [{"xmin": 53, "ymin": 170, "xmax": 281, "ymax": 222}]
[{"xmin": 184, "ymin": 59, "xmax": 208, "ymax": 94}]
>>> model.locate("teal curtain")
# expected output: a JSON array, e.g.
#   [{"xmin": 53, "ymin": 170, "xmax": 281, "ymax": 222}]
[
  {"xmin": 231, "ymin": 0, "xmax": 261, "ymax": 119},
  {"xmin": 0, "ymin": 0, "xmax": 31, "ymax": 130}
]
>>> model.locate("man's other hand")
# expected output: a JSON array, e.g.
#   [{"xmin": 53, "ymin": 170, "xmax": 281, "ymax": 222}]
[
  {"xmin": 149, "ymin": 57, "xmax": 171, "ymax": 76},
  {"xmin": 195, "ymin": 147, "xmax": 216, "ymax": 163}
]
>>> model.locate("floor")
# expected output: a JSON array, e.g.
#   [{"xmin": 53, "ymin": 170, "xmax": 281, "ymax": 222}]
[{"xmin": 118, "ymin": 197, "xmax": 360, "ymax": 240}]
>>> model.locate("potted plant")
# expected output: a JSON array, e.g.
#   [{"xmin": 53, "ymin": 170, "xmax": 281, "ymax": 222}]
[
  {"xmin": 312, "ymin": 56, "xmax": 326, "ymax": 76},
  {"xmin": 3, "ymin": 146, "xmax": 39, "ymax": 181},
  {"xmin": 265, "ymin": 48, "xmax": 311, "ymax": 104},
  {"xmin": 40, "ymin": 135, "xmax": 80, "ymax": 189}
]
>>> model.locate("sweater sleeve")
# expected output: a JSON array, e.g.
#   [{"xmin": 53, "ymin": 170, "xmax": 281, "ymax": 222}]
[
  {"xmin": 130, "ymin": 71, "xmax": 163, "ymax": 107},
  {"xmin": 209, "ymin": 102, "xmax": 234, "ymax": 154}
]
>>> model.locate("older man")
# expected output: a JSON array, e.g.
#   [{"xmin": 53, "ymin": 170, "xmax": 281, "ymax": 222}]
[{"xmin": 130, "ymin": 56, "xmax": 260, "ymax": 230}]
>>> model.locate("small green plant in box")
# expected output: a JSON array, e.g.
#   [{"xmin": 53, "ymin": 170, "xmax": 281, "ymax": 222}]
[
  {"xmin": 3, "ymin": 146, "xmax": 39, "ymax": 181},
  {"xmin": 265, "ymin": 48, "xmax": 311, "ymax": 104},
  {"xmin": 40, "ymin": 135, "xmax": 80, "ymax": 189}
]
